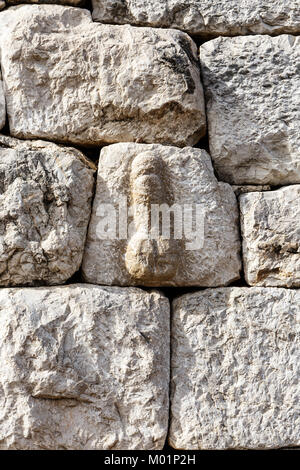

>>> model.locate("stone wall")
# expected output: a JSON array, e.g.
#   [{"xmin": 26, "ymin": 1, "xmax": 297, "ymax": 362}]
[{"xmin": 0, "ymin": 1, "xmax": 299, "ymax": 450}]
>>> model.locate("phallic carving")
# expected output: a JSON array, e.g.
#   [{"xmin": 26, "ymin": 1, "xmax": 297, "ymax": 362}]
[
  {"xmin": 125, "ymin": 152, "xmax": 181, "ymax": 283},
  {"xmin": 82, "ymin": 143, "xmax": 241, "ymax": 287}
]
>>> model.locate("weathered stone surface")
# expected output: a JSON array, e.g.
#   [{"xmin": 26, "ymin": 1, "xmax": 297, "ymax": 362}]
[
  {"xmin": 0, "ymin": 4, "xmax": 206, "ymax": 147},
  {"xmin": 92, "ymin": 0, "xmax": 300, "ymax": 37},
  {"xmin": 232, "ymin": 185, "xmax": 271, "ymax": 197},
  {"xmin": 82, "ymin": 143, "xmax": 241, "ymax": 287},
  {"xmin": 6, "ymin": 0, "xmax": 84, "ymax": 5},
  {"xmin": 201, "ymin": 35, "xmax": 300, "ymax": 185},
  {"xmin": 0, "ymin": 135, "xmax": 95, "ymax": 286},
  {"xmin": 0, "ymin": 285, "xmax": 170, "ymax": 449},
  {"xmin": 170, "ymin": 287, "xmax": 300, "ymax": 450},
  {"xmin": 240, "ymin": 185, "xmax": 300, "ymax": 287},
  {"xmin": 0, "ymin": 72, "xmax": 5, "ymax": 130}
]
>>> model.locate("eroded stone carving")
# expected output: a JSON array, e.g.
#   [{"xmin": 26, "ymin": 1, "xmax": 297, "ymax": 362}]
[
  {"xmin": 170, "ymin": 287, "xmax": 300, "ymax": 449},
  {"xmin": 82, "ymin": 143, "xmax": 241, "ymax": 287},
  {"xmin": 0, "ymin": 4, "xmax": 206, "ymax": 147},
  {"xmin": 125, "ymin": 152, "xmax": 182, "ymax": 283},
  {"xmin": 0, "ymin": 285, "xmax": 170, "ymax": 449},
  {"xmin": 200, "ymin": 35, "xmax": 300, "ymax": 185},
  {"xmin": 0, "ymin": 135, "xmax": 95, "ymax": 286},
  {"xmin": 92, "ymin": 0, "xmax": 300, "ymax": 37},
  {"xmin": 240, "ymin": 185, "xmax": 300, "ymax": 287}
]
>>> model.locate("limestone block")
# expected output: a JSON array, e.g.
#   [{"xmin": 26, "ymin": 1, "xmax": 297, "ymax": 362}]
[
  {"xmin": 170, "ymin": 287, "xmax": 300, "ymax": 449},
  {"xmin": 200, "ymin": 35, "xmax": 300, "ymax": 185},
  {"xmin": 92, "ymin": 0, "xmax": 300, "ymax": 37},
  {"xmin": 240, "ymin": 185, "xmax": 300, "ymax": 287},
  {"xmin": 0, "ymin": 4, "xmax": 206, "ymax": 147},
  {"xmin": 82, "ymin": 143, "xmax": 241, "ymax": 287},
  {"xmin": 0, "ymin": 284, "xmax": 170, "ymax": 449},
  {"xmin": 0, "ymin": 135, "xmax": 95, "ymax": 286}
]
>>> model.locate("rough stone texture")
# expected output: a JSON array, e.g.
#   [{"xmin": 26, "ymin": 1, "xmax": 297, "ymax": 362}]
[
  {"xmin": 82, "ymin": 143, "xmax": 241, "ymax": 287},
  {"xmin": 0, "ymin": 135, "xmax": 95, "ymax": 286},
  {"xmin": 92, "ymin": 0, "xmax": 300, "ymax": 37},
  {"xmin": 0, "ymin": 284, "xmax": 170, "ymax": 449},
  {"xmin": 0, "ymin": 72, "xmax": 5, "ymax": 130},
  {"xmin": 170, "ymin": 287, "xmax": 300, "ymax": 450},
  {"xmin": 232, "ymin": 185, "xmax": 271, "ymax": 197},
  {"xmin": 0, "ymin": 4, "xmax": 206, "ymax": 147},
  {"xmin": 6, "ymin": 0, "xmax": 84, "ymax": 5},
  {"xmin": 201, "ymin": 35, "xmax": 300, "ymax": 185},
  {"xmin": 240, "ymin": 185, "xmax": 300, "ymax": 287}
]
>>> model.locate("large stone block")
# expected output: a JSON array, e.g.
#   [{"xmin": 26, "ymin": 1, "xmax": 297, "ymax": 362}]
[
  {"xmin": 0, "ymin": 135, "xmax": 95, "ymax": 286},
  {"xmin": 0, "ymin": 285, "xmax": 170, "ymax": 449},
  {"xmin": 170, "ymin": 287, "xmax": 300, "ymax": 449},
  {"xmin": 240, "ymin": 185, "xmax": 300, "ymax": 287},
  {"xmin": 82, "ymin": 143, "xmax": 241, "ymax": 287},
  {"xmin": 200, "ymin": 35, "xmax": 300, "ymax": 185},
  {"xmin": 92, "ymin": 0, "xmax": 300, "ymax": 37},
  {"xmin": 0, "ymin": 4, "xmax": 206, "ymax": 147}
]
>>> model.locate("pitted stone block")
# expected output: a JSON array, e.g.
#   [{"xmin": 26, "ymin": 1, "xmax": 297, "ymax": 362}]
[{"xmin": 82, "ymin": 143, "xmax": 241, "ymax": 287}]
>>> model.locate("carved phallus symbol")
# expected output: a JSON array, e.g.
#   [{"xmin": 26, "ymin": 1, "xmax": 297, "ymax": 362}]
[{"xmin": 125, "ymin": 152, "xmax": 181, "ymax": 283}]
